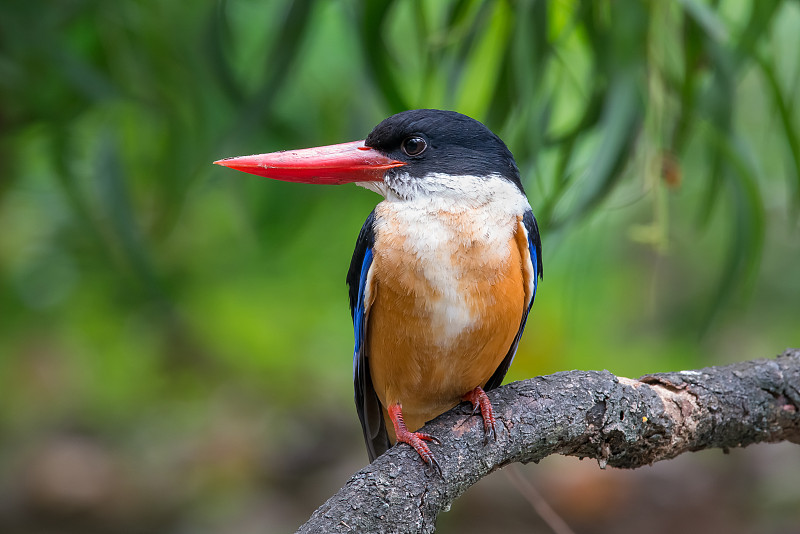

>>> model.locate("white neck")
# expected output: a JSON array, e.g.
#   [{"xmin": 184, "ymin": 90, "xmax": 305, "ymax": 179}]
[{"xmin": 357, "ymin": 171, "xmax": 529, "ymax": 211}]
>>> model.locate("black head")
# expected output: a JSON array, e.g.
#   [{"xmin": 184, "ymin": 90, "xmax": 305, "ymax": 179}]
[{"xmin": 364, "ymin": 109, "xmax": 524, "ymax": 193}]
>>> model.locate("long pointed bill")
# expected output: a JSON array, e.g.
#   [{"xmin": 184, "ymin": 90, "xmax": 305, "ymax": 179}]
[{"xmin": 213, "ymin": 140, "xmax": 405, "ymax": 185}]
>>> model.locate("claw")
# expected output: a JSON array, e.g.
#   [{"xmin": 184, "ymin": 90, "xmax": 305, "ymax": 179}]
[
  {"xmin": 462, "ymin": 386, "xmax": 497, "ymax": 444},
  {"xmin": 387, "ymin": 403, "xmax": 442, "ymax": 473},
  {"xmin": 425, "ymin": 455, "xmax": 443, "ymax": 477}
]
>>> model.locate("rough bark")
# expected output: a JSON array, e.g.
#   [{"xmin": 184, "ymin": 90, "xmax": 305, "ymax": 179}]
[{"xmin": 297, "ymin": 349, "xmax": 800, "ymax": 533}]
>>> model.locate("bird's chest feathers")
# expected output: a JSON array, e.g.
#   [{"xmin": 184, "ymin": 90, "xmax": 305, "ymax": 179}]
[{"xmin": 372, "ymin": 197, "xmax": 519, "ymax": 344}]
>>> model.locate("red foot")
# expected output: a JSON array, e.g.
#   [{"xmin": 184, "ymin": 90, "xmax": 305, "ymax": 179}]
[
  {"xmin": 387, "ymin": 404, "xmax": 441, "ymax": 474},
  {"xmin": 462, "ymin": 386, "xmax": 497, "ymax": 443}
]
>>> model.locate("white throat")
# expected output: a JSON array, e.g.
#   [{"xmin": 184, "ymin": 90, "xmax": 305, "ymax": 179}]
[{"xmin": 357, "ymin": 171, "xmax": 527, "ymax": 206}]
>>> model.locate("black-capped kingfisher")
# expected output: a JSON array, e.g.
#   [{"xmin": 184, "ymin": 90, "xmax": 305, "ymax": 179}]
[{"xmin": 214, "ymin": 109, "xmax": 542, "ymax": 470}]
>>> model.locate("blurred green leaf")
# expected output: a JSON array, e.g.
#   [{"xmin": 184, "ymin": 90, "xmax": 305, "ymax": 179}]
[
  {"xmin": 701, "ymin": 129, "xmax": 766, "ymax": 330},
  {"xmin": 758, "ymin": 54, "xmax": 800, "ymax": 211},
  {"xmin": 564, "ymin": 73, "xmax": 642, "ymax": 224},
  {"xmin": 355, "ymin": 0, "xmax": 409, "ymax": 112},
  {"xmin": 676, "ymin": 0, "xmax": 729, "ymax": 42},
  {"xmin": 454, "ymin": 1, "xmax": 511, "ymax": 117}
]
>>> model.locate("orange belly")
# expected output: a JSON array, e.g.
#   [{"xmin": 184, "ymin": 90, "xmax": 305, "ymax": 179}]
[{"xmin": 366, "ymin": 224, "xmax": 526, "ymax": 437}]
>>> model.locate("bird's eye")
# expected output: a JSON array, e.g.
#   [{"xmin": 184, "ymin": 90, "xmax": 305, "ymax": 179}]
[{"xmin": 401, "ymin": 136, "xmax": 427, "ymax": 156}]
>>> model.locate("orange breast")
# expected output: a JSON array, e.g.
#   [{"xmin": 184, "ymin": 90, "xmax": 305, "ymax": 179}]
[{"xmin": 366, "ymin": 211, "xmax": 529, "ymax": 437}]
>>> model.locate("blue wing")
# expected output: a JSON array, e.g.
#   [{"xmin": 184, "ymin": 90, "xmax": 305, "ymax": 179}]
[
  {"xmin": 484, "ymin": 208, "xmax": 543, "ymax": 390},
  {"xmin": 346, "ymin": 210, "xmax": 390, "ymax": 462}
]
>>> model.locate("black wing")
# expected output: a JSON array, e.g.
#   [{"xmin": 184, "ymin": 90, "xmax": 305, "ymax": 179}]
[
  {"xmin": 484, "ymin": 209, "xmax": 543, "ymax": 390},
  {"xmin": 346, "ymin": 210, "xmax": 391, "ymax": 462}
]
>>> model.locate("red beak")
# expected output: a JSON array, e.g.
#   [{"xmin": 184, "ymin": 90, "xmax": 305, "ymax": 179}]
[{"xmin": 213, "ymin": 140, "xmax": 406, "ymax": 185}]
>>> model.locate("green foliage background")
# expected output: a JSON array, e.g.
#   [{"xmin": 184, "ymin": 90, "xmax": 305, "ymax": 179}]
[{"xmin": 1, "ymin": 1, "xmax": 799, "ymax": 533}]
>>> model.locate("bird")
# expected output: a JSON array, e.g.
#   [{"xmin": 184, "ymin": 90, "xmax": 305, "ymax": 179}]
[{"xmin": 214, "ymin": 109, "xmax": 542, "ymax": 470}]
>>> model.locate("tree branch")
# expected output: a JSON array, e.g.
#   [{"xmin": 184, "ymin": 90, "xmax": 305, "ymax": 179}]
[{"xmin": 297, "ymin": 349, "xmax": 800, "ymax": 533}]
